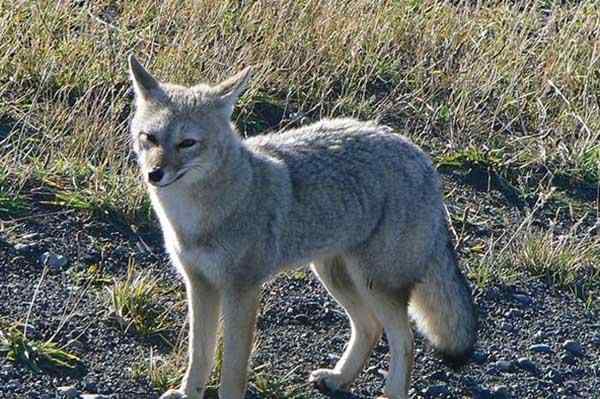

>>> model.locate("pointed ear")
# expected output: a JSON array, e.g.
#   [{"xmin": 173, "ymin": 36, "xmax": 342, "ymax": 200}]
[
  {"xmin": 214, "ymin": 66, "xmax": 252, "ymax": 114},
  {"xmin": 128, "ymin": 55, "xmax": 160, "ymax": 101}
]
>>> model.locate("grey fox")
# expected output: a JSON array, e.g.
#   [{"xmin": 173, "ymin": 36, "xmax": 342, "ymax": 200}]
[{"xmin": 128, "ymin": 55, "xmax": 477, "ymax": 399}]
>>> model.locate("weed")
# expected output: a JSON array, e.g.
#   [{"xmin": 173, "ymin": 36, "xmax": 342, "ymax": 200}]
[
  {"xmin": 0, "ymin": 323, "xmax": 80, "ymax": 373},
  {"xmin": 510, "ymin": 229, "xmax": 600, "ymax": 295},
  {"xmin": 105, "ymin": 259, "xmax": 174, "ymax": 339},
  {"xmin": 133, "ymin": 347, "xmax": 186, "ymax": 394},
  {"xmin": 0, "ymin": 268, "xmax": 82, "ymax": 373},
  {"xmin": 251, "ymin": 364, "xmax": 309, "ymax": 399}
]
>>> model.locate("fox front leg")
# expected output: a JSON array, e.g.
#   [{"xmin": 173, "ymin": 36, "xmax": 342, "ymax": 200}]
[
  {"xmin": 161, "ymin": 277, "xmax": 220, "ymax": 399},
  {"xmin": 218, "ymin": 286, "xmax": 260, "ymax": 399}
]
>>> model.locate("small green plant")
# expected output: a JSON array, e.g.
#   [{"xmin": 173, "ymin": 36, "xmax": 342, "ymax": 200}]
[
  {"xmin": 133, "ymin": 348, "xmax": 186, "ymax": 393},
  {"xmin": 511, "ymin": 229, "xmax": 600, "ymax": 290},
  {"xmin": 0, "ymin": 173, "xmax": 28, "ymax": 217},
  {"xmin": 580, "ymin": 145, "xmax": 600, "ymax": 184},
  {"xmin": 436, "ymin": 146, "xmax": 506, "ymax": 172},
  {"xmin": 251, "ymin": 364, "xmax": 309, "ymax": 399},
  {"xmin": 0, "ymin": 322, "xmax": 80, "ymax": 373},
  {"xmin": 106, "ymin": 259, "xmax": 173, "ymax": 338},
  {"xmin": 70, "ymin": 264, "xmax": 112, "ymax": 287}
]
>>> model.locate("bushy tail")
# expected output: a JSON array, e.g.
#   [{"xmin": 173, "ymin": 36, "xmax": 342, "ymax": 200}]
[{"xmin": 408, "ymin": 226, "xmax": 477, "ymax": 364}]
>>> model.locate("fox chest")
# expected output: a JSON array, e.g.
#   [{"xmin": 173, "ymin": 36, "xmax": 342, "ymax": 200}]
[{"xmin": 149, "ymin": 193, "xmax": 230, "ymax": 285}]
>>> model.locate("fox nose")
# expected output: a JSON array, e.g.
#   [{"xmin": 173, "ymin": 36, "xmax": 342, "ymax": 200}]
[{"xmin": 148, "ymin": 168, "xmax": 164, "ymax": 183}]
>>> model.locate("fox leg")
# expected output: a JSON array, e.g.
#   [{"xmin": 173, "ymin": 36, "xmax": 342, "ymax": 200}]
[
  {"xmin": 355, "ymin": 280, "xmax": 414, "ymax": 399},
  {"xmin": 161, "ymin": 276, "xmax": 220, "ymax": 399},
  {"xmin": 218, "ymin": 286, "xmax": 260, "ymax": 399},
  {"xmin": 309, "ymin": 257, "xmax": 383, "ymax": 391}
]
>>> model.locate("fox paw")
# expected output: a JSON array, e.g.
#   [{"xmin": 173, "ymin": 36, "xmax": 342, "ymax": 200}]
[
  {"xmin": 159, "ymin": 389, "xmax": 188, "ymax": 399},
  {"xmin": 309, "ymin": 369, "xmax": 347, "ymax": 391}
]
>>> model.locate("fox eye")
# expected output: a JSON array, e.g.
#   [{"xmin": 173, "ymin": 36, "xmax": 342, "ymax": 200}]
[
  {"xmin": 178, "ymin": 139, "xmax": 197, "ymax": 149},
  {"xmin": 140, "ymin": 132, "xmax": 158, "ymax": 145}
]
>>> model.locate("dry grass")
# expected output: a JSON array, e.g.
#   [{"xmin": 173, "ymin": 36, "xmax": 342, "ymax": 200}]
[
  {"xmin": 105, "ymin": 259, "xmax": 176, "ymax": 339},
  {"xmin": 1, "ymin": 1, "xmax": 598, "ymax": 224}
]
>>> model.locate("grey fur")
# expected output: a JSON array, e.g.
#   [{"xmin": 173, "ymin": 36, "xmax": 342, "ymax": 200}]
[{"xmin": 128, "ymin": 56, "xmax": 477, "ymax": 399}]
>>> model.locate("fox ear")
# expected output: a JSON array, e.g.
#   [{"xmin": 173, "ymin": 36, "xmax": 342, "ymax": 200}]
[
  {"xmin": 214, "ymin": 66, "xmax": 252, "ymax": 114},
  {"xmin": 128, "ymin": 55, "xmax": 160, "ymax": 101}
]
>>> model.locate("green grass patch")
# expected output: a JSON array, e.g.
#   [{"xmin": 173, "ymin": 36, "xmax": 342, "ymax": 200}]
[
  {"xmin": 105, "ymin": 260, "xmax": 174, "ymax": 339},
  {"xmin": 511, "ymin": 230, "xmax": 600, "ymax": 295},
  {"xmin": 0, "ymin": 321, "xmax": 80, "ymax": 373}
]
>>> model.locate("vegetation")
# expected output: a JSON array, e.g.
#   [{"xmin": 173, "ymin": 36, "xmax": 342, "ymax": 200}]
[
  {"xmin": 1, "ymin": 1, "xmax": 598, "ymax": 223},
  {"xmin": 105, "ymin": 259, "xmax": 175, "ymax": 338},
  {"xmin": 0, "ymin": 321, "xmax": 81, "ymax": 373}
]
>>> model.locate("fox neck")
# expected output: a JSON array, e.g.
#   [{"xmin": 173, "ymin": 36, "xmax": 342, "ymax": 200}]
[{"xmin": 149, "ymin": 132, "xmax": 253, "ymax": 251}]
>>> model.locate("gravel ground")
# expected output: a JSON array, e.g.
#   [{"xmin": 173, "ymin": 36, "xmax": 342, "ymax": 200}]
[{"xmin": 0, "ymin": 176, "xmax": 599, "ymax": 399}]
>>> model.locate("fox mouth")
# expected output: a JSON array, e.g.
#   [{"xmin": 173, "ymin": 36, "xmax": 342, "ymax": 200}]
[{"xmin": 151, "ymin": 170, "xmax": 188, "ymax": 188}]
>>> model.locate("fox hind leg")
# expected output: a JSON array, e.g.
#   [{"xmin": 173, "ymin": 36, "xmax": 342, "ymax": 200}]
[
  {"xmin": 309, "ymin": 257, "xmax": 383, "ymax": 391},
  {"xmin": 344, "ymin": 258, "xmax": 414, "ymax": 399}
]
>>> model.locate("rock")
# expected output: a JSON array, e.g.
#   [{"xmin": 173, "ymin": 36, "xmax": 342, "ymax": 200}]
[
  {"xmin": 512, "ymin": 294, "xmax": 532, "ymax": 306},
  {"xmin": 492, "ymin": 360, "xmax": 514, "ymax": 372},
  {"xmin": 81, "ymin": 395, "xmax": 112, "ymax": 399},
  {"xmin": 471, "ymin": 387, "xmax": 493, "ymax": 399},
  {"xmin": 471, "ymin": 350, "xmax": 488, "ymax": 364},
  {"xmin": 546, "ymin": 368, "xmax": 563, "ymax": 384},
  {"xmin": 82, "ymin": 251, "xmax": 100, "ymax": 265},
  {"xmin": 491, "ymin": 385, "xmax": 510, "ymax": 398},
  {"xmin": 426, "ymin": 370, "xmax": 449, "ymax": 381},
  {"xmin": 14, "ymin": 243, "xmax": 35, "ymax": 252},
  {"xmin": 562, "ymin": 340, "xmax": 584, "ymax": 357},
  {"xmin": 423, "ymin": 383, "xmax": 450, "ymax": 397},
  {"xmin": 40, "ymin": 251, "xmax": 69, "ymax": 269},
  {"xmin": 504, "ymin": 309, "xmax": 520, "ymax": 318},
  {"xmin": 293, "ymin": 314, "xmax": 309, "ymax": 324},
  {"xmin": 560, "ymin": 353, "xmax": 577, "ymax": 365},
  {"xmin": 529, "ymin": 344, "xmax": 553, "ymax": 354},
  {"xmin": 591, "ymin": 336, "xmax": 600, "ymax": 347},
  {"xmin": 326, "ymin": 353, "xmax": 339, "ymax": 362},
  {"xmin": 57, "ymin": 385, "xmax": 80, "ymax": 398},
  {"xmin": 516, "ymin": 357, "xmax": 538, "ymax": 373}
]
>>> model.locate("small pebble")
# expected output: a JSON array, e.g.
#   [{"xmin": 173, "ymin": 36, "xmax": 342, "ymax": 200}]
[
  {"xmin": 57, "ymin": 385, "xmax": 79, "ymax": 398},
  {"xmin": 471, "ymin": 350, "xmax": 488, "ymax": 364},
  {"xmin": 491, "ymin": 385, "xmax": 510, "ymax": 398},
  {"xmin": 562, "ymin": 340, "xmax": 584, "ymax": 357},
  {"xmin": 14, "ymin": 243, "xmax": 35, "ymax": 252},
  {"xmin": 512, "ymin": 293, "xmax": 532, "ymax": 306},
  {"xmin": 546, "ymin": 368, "xmax": 563, "ymax": 384},
  {"xmin": 326, "ymin": 353, "xmax": 339, "ymax": 362},
  {"xmin": 423, "ymin": 383, "xmax": 450, "ymax": 397},
  {"xmin": 516, "ymin": 357, "xmax": 538, "ymax": 373},
  {"xmin": 471, "ymin": 387, "xmax": 493, "ymax": 399},
  {"xmin": 591, "ymin": 336, "xmax": 600, "ymax": 347},
  {"xmin": 40, "ymin": 251, "xmax": 69, "ymax": 269},
  {"xmin": 293, "ymin": 314, "xmax": 309, "ymax": 324},
  {"xmin": 504, "ymin": 309, "xmax": 520, "ymax": 318},
  {"xmin": 529, "ymin": 344, "xmax": 553, "ymax": 354},
  {"xmin": 492, "ymin": 360, "xmax": 514, "ymax": 372},
  {"xmin": 560, "ymin": 353, "xmax": 577, "ymax": 365}
]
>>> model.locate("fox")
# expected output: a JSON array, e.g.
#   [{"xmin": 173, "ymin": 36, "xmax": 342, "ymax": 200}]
[{"xmin": 127, "ymin": 55, "xmax": 477, "ymax": 399}]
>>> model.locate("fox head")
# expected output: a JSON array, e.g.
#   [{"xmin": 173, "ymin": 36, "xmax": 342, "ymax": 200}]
[{"xmin": 128, "ymin": 55, "xmax": 251, "ymax": 189}]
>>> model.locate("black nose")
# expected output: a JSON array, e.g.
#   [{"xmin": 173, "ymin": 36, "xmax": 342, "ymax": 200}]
[{"xmin": 148, "ymin": 168, "xmax": 164, "ymax": 183}]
